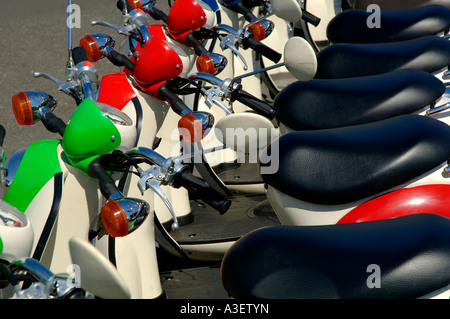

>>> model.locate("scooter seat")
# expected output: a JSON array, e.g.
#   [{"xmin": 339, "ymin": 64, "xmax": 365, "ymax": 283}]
[
  {"xmin": 274, "ymin": 69, "xmax": 445, "ymax": 130},
  {"xmin": 315, "ymin": 35, "xmax": 450, "ymax": 79},
  {"xmin": 327, "ymin": 5, "xmax": 450, "ymax": 44},
  {"xmin": 260, "ymin": 114, "xmax": 450, "ymax": 205},
  {"xmin": 221, "ymin": 213, "xmax": 450, "ymax": 299}
]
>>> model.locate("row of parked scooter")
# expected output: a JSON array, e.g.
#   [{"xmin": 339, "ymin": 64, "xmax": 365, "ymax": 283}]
[{"xmin": 0, "ymin": 0, "xmax": 450, "ymax": 299}]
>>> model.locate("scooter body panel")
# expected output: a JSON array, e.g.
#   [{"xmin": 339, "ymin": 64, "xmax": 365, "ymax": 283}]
[
  {"xmin": 97, "ymin": 71, "xmax": 193, "ymax": 226},
  {"xmin": 339, "ymin": 184, "xmax": 450, "ymax": 224},
  {"xmin": 97, "ymin": 72, "xmax": 137, "ymax": 111},
  {"xmin": 4, "ymin": 139, "xmax": 62, "ymax": 213},
  {"xmin": 4, "ymin": 136, "xmax": 163, "ymax": 298},
  {"xmin": 267, "ymin": 162, "xmax": 450, "ymax": 226}
]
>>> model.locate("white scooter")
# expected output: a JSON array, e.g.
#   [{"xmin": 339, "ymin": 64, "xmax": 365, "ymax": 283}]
[
  {"xmin": 79, "ymin": 0, "xmax": 450, "ymax": 260},
  {"xmin": 17, "ymin": 11, "xmax": 296, "ymax": 267},
  {"xmin": 0, "ymin": 201, "xmax": 130, "ymax": 299},
  {"xmin": 6, "ymin": 61, "xmax": 231, "ymax": 299}
]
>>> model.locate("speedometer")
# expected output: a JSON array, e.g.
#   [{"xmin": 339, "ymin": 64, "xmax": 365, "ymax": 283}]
[{"xmin": 0, "ymin": 201, "xmax": 34, "ymax": 261}]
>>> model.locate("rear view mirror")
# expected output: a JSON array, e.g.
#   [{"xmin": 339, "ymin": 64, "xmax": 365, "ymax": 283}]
[
  {"xmin": 284, "ymin": 37, "xmax": 317, "ymax": 81},
  {"xmin": 270, "ymin": 0, "xmax": 302, "ymax": 22}
]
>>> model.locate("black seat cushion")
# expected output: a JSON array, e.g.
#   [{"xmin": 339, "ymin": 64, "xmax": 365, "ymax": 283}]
[
  {"xmin": 275, "ymin": 69, "xmax": 445, "ymax": 130},
  {"xmin": 260, "ymin": 115, "xmax": 450, "ymax": 205},
  {"xmin": 315, "ymin": 35, "xmax": 450, "ymax": 79},
  {"xmin": 221, "ymin": 214, "xmax": 450, "ymax": 299},
  {"xmin": 327, "ymin": 5, "xmax": 450, "ymax": 44}
]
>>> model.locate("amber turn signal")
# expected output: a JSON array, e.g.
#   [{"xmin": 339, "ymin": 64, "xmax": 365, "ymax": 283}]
[
  {"xmin": 127, "ymin": 0, "xmax": 143, "ymax": 9},
  {"xmin": 101, "ymin": 200, "xmax": 129, "ymax": 238},
  {"xmin": 178, "ymin": 113, "xmax": 205, "ymax": 143},
  {"xmin": 12, "ymin": 92, "xmax": 33, "ymax": 126},
  {"xmin": 79, "ymin": 35, "xmax": 101, "ymax": 62},
  {"xmin": 248, "ymin": 21, "xmax": 266, "ymax": 41},
  {"xmin": 196, "ymin": 53, "xmax": 216, "ymax": 75}
]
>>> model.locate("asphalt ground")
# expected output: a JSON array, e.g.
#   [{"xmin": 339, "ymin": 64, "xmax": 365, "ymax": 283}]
[{"xmin": 0, "ymin": 0, "xmax": 170, "ymax": 157}]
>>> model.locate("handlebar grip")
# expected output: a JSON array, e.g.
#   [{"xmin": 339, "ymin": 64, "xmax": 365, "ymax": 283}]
[
  {"xmin": 72, "ymin": 47, "xmax": 88, "ymax": 65},
  {"xmin": 147, "ymin": 7, "xmax": 168, "ymax": 23},
  {"xmin": 174, "ymin": 170, "xmax": 232, "ymax": 215},
  {"xmin": 89, "ymin": 157, "xmax": 121, "ymax": 199},
  {"xmin": 185, "ymin": 32, "xmax": 207, "ymax": 56},
  {"xmin": 302, "ymin": 10, "xmax": 321, "ymax": 27},
  {"xmin": 234, "ymin": 89, "xmax": 278, "ymax": 120},
  {"xmin": 158, "ymin": 83, "xmax": 191, "ymax": 116},
  {"xmin": 242, "ymin": 36, "xmax": 282, "ymax": 63},
  {"xmin": 116, "ymin": 0, "xmax": 133, "ymax": 12},
  {"xmin": 235, "ymin": 1, "xmax": 257, "ymax": 22},
  {"xmin": 42, "ymin": 112, "xmax": 66, "ymax": 137},
  {"xmin": 106, "ymin": 50, "xmax": 135, "ymax": 73}
]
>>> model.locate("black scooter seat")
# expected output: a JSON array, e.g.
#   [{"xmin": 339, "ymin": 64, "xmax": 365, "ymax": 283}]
[
  {"xmin": 316, "ymin": 35, "xmax": 450, "ymax": 79},
  {"xmin": 260, "ymin": 115, "xmax": 450, "ymax": 205},
  {"xmin": 275, "ymin": 69, "xmax": 445, "ymax": 130},
  {"xmin": 221, "ymin": 214, "xmax": 450, "ymax": 299},
  {"xmin": 327, "ymin": 5, "xmax": 450, "ymax": 44}
]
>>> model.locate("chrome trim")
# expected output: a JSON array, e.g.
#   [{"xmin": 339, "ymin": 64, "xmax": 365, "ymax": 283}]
[
  {"xmin": 426, "ymin": 102, "xmax": 450, "ymax": 116},
  {"xmin": 134, "ymin": 146, "xmax": 167, "ymax": 166},
  {"xmin": 11, "ymin": 258, "xmax": 54, "ymax": 284},
  {"xmin": 90, "ymin": 34, "xmax": 116, "ymax": 59},
  {"xmin": 190, "ymin": 111, "xmax": 215, "ymax": 132},
  {"xmin": 189, "ymin": 72, "xmax": 223, "ymax": 86},
  {"xmin": 140, "ymin": 0, "xmax": 157, "ymax": 13},
  {"xmin": 11, "ymin": 258, "xmax": 81, "ymax": 299},
  {"xmin": 5, "ymin": 149, "xmax": 25, "ymax": 187},
  {"xmin": 259, "ymin": 19, "xmax": 275, "ymax": 38},
  {"xmin": 443, "ymin": 70, "xmax": 450, "ymax": 80},
  {"xmin": 21, "ymin": 91, "xmax": 57, "ymax": 124},
  {"xmin": 204, "ymin": 52, "xmax": 228, "ymax": 75},
  {"xmin": 114, "ymin": 197, "xmax": 150, "ymax": 234}
]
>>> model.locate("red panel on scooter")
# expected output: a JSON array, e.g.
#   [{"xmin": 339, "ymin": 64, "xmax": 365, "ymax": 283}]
[
  {"xmin": 167, "ymin": 0, "xmax": 207, "ymax": 44},
  {"xmin": 148, "ymin": 24, "xmax": 168, "ymax": 41},
  {"xmin": 133, "ymin": 36, "xmax": 183, "ymax": 98},
  {"xmin": 124, "ymin": 25, "xmax": 167, "ymax": 73},
  {"xmin": 133, "ymin": 25, "xmax": 168, "ymax": 55},
  {"xmin": 97, "ymin": 72, "xmax": 137, "ymax": 111},
  {"xmin": 337, "ymin": 184, "xmax": 450, "ymax": 224}
]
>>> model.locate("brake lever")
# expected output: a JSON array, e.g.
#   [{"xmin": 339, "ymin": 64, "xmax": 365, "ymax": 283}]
[
  {"xmin": 202, "ymin": 86, "xmax": 233, "ymax": 115},
  {"xmin": 33, "ymin": 72, "xmax": 80, "ymax": 96},
  {"xmin": 214, "ymin": 25, "xmax": 249, "ymax": 71},
  {"xmin": 137, "ymin": 165, "xmax": 179, "ymax": 230},
  {"xmin": 221, "ymin": 38, "xmax": 248, "ymax": 71},
  {"xmin": 91, "ymin": 20, "xmax": 133, "ymax": 37}
]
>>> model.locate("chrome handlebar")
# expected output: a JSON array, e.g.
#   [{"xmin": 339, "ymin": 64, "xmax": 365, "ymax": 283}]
[
  {"xmin": 5, "ymin": 258, "xmax": 89, "ymax": 299},
  {"xmin": 213, "ymin": 24, "xmax": 249, "ymax": 71},
  {"xmin": 34, "ymin": 58, "xmax": 99, "ymax": 102}
]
